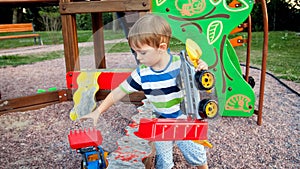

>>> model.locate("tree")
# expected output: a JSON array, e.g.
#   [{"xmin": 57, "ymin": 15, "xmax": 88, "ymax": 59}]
[
  {"xmin": 38, "ymin": 6, "xmax": 61, "ymax": 31},
  {"xmin": 249, "ymin": 0, "xmax": 299, "ymax": 31},
  {"xmin": 266, "ymin": 0, "xmax": 299, "ymax": 31}
]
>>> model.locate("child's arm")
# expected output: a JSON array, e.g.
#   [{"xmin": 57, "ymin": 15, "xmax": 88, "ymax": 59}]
[
  {"xmin": 80, "ymin": 87, "xmax": 127, "ymax": 126},
  {"xmin": 195, "ymin": 59, "xmax": 208, "ymax": 71}
]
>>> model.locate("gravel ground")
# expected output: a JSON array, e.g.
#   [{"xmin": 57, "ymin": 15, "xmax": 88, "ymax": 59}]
[{"xmin": 0, "ymin": 47, "xmax": 299, "ymax": 168}]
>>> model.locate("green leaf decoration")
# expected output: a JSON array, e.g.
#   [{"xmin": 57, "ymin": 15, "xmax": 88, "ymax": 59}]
[
  {"xmin": 156, "ymin": 0, "xmax": 166, "ymax": 6},
  {"xmin": 207, "ymin": 20, "xmax": 223, "ymax": 45}
]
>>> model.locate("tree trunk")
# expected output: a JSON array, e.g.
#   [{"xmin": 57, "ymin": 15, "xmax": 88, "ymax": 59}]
[
  {"xmin": 112, "ymin": 12, "xmax": 118, "ymax": 32},
  {"xmin": 12, "ymin": 8, "xmax": 18, "ymax": 24}
]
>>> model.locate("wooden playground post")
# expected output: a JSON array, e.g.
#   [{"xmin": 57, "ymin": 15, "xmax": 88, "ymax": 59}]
[
  {"xmin": 256, "ymin": 0, "xmax": 269, "ymax": 125},
  {"xmin": 61, "ymin": 0, "xmax": 80, "ymax": 72},
  {"xmin": 91, "ymin": 12, "xmax": 106, "ymax": 69},
  {"xmin": 59, "ymin": 0, "xmax": 150, "ymax": 71},
  {"xmin": 245, "ymin": 15, "xmax": 252, "ymax": 83}
]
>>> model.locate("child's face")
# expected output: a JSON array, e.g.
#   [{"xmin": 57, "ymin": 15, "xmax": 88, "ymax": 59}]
[{"xmin": 132, "ymin": 44, "xmax": 163, "ymax": 67}]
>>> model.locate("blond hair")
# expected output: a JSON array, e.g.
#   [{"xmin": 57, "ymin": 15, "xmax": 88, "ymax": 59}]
[{"xmin": 128, "ymin": 13, "xmax": 172, "ymax": 49}]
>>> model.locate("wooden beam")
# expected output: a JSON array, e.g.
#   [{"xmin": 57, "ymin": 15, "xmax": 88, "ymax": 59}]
[
  {"xmin": 0, "ymin": 0, "xmax": 58, "ymax": 3},
  {"xmin": 60, "ymin": 0, "xmax": 150, "ymax": 14},
  {"xmin": 0, "ymin": 88, "xmax": 144, "ymax": 115},
  {"xmin": 0, "ymin": 89, "xmax": 70, "ymax": 115},
  {"xmin": 92, "ymin": 13, "xmax": 106, "ymax": 69}
]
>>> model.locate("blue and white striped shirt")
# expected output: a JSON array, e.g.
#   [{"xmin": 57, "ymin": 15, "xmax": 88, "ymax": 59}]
[{"xmin": 119, "ymin": 54, "xmax": 183, "ymax": 118}]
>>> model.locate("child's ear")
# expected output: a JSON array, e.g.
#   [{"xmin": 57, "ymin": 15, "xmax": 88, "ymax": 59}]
[{"xmin": 159, "ymin": 43, "xmax": 168, "ymax": 50}]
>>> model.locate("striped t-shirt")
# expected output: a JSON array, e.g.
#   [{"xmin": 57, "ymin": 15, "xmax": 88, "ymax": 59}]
[{"xmin": 119, "ymin": 54, "xmax": 183, "ymax": 118}]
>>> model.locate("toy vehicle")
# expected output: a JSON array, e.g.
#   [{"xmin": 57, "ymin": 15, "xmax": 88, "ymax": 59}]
[
  {"xmin": 68, "ymin": 128, "xmax": 108, "ymax": 169},
  {"xmin": 180, "ymin": 42, "xmax": 219, "ymax": 120}
]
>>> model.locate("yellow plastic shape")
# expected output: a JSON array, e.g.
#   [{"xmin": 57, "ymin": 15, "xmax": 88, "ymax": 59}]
[
  {"xmin": 186, "ymin": 38, "xmax": 202, "ymax": 68},
  {"xmin": 70, "ymin": 71, "xmax": 101, "ymax": 121},
  {"xmin": 193, "ymin": 140, "xmax": 213, "ymax": 148}
]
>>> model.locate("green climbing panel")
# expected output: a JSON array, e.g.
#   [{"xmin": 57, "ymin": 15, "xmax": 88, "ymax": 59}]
[{"xmin": 151, "ymin": 0, "xmax": 255, "ymax": 117}]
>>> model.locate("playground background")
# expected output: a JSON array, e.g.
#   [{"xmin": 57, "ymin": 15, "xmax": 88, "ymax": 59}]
[
  {"xmin": 0, "ymin": 30, "xmax": 299, "ymax": 82},
  {"xmin": 0, "ymin": 34, "xmax": 299, "ymax": 168},
  {"xmin": 0, "ymin": 0, "xmax": 299, "ymax": 167}
]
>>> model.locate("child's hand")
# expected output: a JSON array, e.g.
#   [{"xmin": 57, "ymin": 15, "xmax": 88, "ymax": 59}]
[
  {"xmin": 80, "ymin": 110, "xmax": 100, "ymax": 126},
  {"xmin": 195, "ymin": 59, "xmax": 208, "ymax": 71}
]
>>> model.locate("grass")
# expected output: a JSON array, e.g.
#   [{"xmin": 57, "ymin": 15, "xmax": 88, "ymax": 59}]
[
  {"xmin": 0, "ymin": 30, "xmax": 125, "ymax": 48},
  {"xmin": 0, "ymin": 51, "xmax": 64, "ymax": 67},
  {"xmin": 0, "ymin": 30, "xmax": 299, "ymax": 83},
  {"xmin": 234, "ymin": 31, "xmax": 300, "ymax": 82}
]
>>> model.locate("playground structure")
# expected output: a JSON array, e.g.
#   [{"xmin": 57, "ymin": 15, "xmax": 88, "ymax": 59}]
[{"xmin": 0, "ymin": 0, "xmax": 268, "ymax": 125}]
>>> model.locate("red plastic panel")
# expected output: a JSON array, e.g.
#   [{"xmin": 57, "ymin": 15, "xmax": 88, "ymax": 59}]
[
  {"xmin": 68, "ymin": 128, "xmax": 103, "ymax": 149},
  {"xmin": 66, "ymin": 71, "xmax": 80, "ymax": 89},
  {"xmin": 66, "ymin": 71, "xmax": 131, "ymax": 90},
  {"xmin": 134, "ymin": 118, "xmax": 208, "ymax": 141},
  {"xmin": 97, "ymin": 72, "xmax": 131, "ymax": 90}
]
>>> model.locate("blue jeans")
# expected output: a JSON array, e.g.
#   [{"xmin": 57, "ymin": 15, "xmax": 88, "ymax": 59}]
[{"xmin": 155, "ymin": 140, "xmax": 207, "ymax": 169}]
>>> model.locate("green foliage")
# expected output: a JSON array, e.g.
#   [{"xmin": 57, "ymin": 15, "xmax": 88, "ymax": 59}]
[
  {"xmin": 76, "ymin": 14, "xmax": 92, "ymax": 30},
  {"xmin": 76, "ymin": 13, "xmax": 113, "ymax": 30},
  {"xmin": 251, "ymin": 0, "xmax": 300, "ymax": 31},
  {"xmin": 268, "ymin": 0, "xmax": 296, "ymax": 31},
  {"xmin": 0, "ymin": 7, "xmax": 13, "ymax": 23},
  {"xmin": 37, "ymin": 7, "xmax": 61, "ymax": 43},
  {"xmin": 250, "ymin": 4, "xmax": 264, "ymax": 31},
  {"xmin": 38, "ymin": 6, "xmax": 61, "ymax": 30},
  {"xmin": 102, "ymin": 13, "xmax": 114, "ymax": 28}
]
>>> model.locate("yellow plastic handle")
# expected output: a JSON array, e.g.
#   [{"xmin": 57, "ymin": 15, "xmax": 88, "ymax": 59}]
[{"xmin": 186, "ymin": 38, "xmax": 203, "ymax": 68}]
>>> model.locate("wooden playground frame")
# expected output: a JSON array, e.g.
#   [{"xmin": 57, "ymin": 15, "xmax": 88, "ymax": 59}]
[{"xmin": 0, "ymin": 0, "xmax": 268, "ymax": 125}]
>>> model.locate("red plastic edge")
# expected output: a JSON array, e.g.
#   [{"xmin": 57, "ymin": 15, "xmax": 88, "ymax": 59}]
[
  {"xmin": 134, "ymin": 118, "xmax": 208, "ymax": 141},
  {"xmin": 68, "ymin": 128, "xmax": 103, "ymax": 149},
  {"xmin": 66, "ymin": 71, "xmax": 131, "ymax": 90}
]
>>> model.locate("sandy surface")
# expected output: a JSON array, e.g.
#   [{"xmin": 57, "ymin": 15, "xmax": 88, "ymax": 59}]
[{"xmin": 0, "ymin": 45, "xmax": 299, "ymax": 168}]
